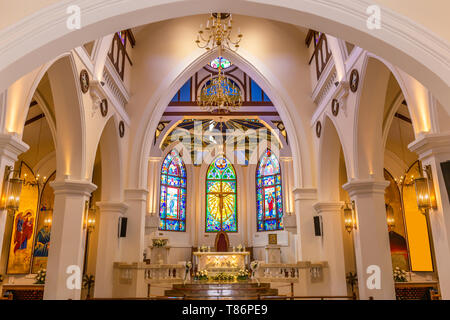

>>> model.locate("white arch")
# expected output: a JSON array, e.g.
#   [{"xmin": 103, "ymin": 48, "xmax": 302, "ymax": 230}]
[
  {"xmin": 0, "ymin": 0, "xmax": 449, "ymax": 114},
  {"xmin": 130, "ymin": 47, "xmax": 309, "ymax": 194}
]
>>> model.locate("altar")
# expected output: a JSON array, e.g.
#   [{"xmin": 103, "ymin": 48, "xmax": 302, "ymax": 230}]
[{"xmin": 194, "ymin": 252, "xmax": 250, "ymax": 274}]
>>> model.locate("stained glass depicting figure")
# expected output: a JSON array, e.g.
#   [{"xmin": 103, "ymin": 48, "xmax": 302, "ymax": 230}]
[
  {"xmin": 256, "ymin": 149, "xmax": 284, "ymax": 231},
  {"xmin": 159, "ymin": 149, "xmax": 187, "ymax": 231}
]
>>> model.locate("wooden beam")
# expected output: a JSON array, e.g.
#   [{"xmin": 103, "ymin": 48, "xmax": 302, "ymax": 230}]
[{"xmin": 25, "ymin": 113, "xmax": 45, "ymax": 126}]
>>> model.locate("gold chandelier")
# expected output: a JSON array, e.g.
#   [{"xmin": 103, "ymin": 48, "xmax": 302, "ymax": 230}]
[
  {"xmin": 197, "ymin": 67, "xmax": 243, "ymax": 113},
  {"xmin": 195, "ymin": 13, "xmax": 244, "ymax": 113},
  {"xmin": 195, "ymin": 13, "xmax": 243, "ymax": 51}
]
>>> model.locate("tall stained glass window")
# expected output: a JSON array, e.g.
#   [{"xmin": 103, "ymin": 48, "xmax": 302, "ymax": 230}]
[
  {"xmin": 256, "ymin": 149, "xmax": 284, "ymax": 231},
  {"xmin": 206, "ymin": 157, "xmax": 237, "ymax": 232},
  {"xmin": 159, "ymin": 149, "xmax": 187, "ymax": 231}
]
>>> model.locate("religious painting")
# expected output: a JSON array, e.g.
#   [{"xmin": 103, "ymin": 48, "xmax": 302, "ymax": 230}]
[
  {"xmin": 6, "ymin": 162, "xmax": 39, "ymax": 274},
  {"xmin": 206, "ymin": 157, "xmax": 237, "ymax": 232},
  {"xmin": 384, "ymin": 169, "xmax": 410, "ymax": 271},
  {"xmin": 31, "ymin": 171, "xmax": 55, "ymax": 273},
  {"xmin": 268, "ymin": 233, "xmax": 277, "ymax": 245},
  {"xmin": 256, "ymin": 149, "xmax": 284, "ymax": 231},
  {"xmin": 159, "ymin": 149, "xmax": 187, "ymax": 231}
]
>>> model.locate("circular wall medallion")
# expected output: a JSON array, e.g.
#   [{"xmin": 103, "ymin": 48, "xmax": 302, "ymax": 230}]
[
  {"xmin": 350, "ymin": 69, "xmax": 359, "ymax": 93},
  {"xmin": 119, "ymin": 121, "xmax": 125, "ymax": 138},
  {"xmin": 331, "ymin": 99, "xmax": 340, "ymax": 116},
  {"xmin": 316, "ymin": 121, "xmax": 322, "ymax": 138},
  {"xmin": 100, "ymin": 99, "xmax": 108, "ymax": 117},
  {"xmin": 80, "ymin": 69, "xmax": 90, "ymax": 94}
]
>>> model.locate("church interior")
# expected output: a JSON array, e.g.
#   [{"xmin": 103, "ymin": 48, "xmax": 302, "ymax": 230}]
[{"xmin": 0, "ymin": 1, "xmax": 449, "ymax": 301}]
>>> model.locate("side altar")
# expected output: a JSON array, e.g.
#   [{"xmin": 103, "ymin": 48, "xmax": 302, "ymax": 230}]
[{"xmin": 193, "ymin": 252, "xmax": 250, "ymax": 274}]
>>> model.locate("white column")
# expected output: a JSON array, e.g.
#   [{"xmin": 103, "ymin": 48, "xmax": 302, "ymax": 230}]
[
  {"xmin": 292, "ymin": 188, "xmax": 319, "ymax": 262},
  {"xmin": 280, "ymin": 157, "xmax": 294, "ymax": 215},
  {"xmin": 147, "ymin": 157, "xmax": 161, "ymax": 216},
  {"xmin": 409, "ymin": 132, "xmax": 450, "ymax": 299},
  {"xmin": 0, "ymin": 133, "xmax": 29, "ymax": 274},
  {"xmin": 122, "ymin": 189, "xmax": 148, "ymax": 263},
  {"xmin": 44, "ymin": 179, "xmax": 97, "ymax": 300},
  {"xmin": 313, "ymin": 201, "xmax": 347, "ymax": 295},
  {"xmin": 93, "ymin": 201, "xmax": 128, "ymax": 298},
  {"xmin": 343, "ymin": 179, "xmax": 395, "ymax": 300}
]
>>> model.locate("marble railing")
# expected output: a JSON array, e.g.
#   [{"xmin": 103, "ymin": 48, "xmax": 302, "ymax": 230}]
[{"xmin": 255, "ymin": 262, "xmax": 328, "ymax": 283}]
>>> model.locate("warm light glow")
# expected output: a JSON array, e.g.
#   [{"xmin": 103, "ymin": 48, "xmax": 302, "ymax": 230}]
[
  {"xmin": 386, "ymin": 204, "xmax": 395, "ymax": 231},
  {"xmin": 343, "ymin": 202, "xmax": 356, "ymax": 233},
  {"xmin": 414, "ymin": 177, "xmax": 431, "ymax": 214}
]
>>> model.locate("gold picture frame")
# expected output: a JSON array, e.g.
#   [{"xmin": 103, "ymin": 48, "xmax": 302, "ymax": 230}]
[{"xmin": 268, "ymin": 233, "xmax": 277, "ymax": 245}]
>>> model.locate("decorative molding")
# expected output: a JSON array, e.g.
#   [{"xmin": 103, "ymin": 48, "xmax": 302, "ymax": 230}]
[
  {"xmin": 0, "ymin": 133, "xmax": 30, "ymax": 162},
  {"xmin": 292, "ymin": 187, "xmax": 317, "ymax": 201},
  {"xmin": 313, "ymin": 201, "xmax": 344, "ymax": 213},
  {"xmin": 89, "ymin": 80, "xmax": 105, "ymax": 117},
  {"xmin": 96, "ymin": 201, "xmax": 129, "ymax": 214},
  {"xmin": 311, "ymin": 59, "xmax": 336, "ymax": 104},
  {"xmin": 50, "ymin": 179, "xmax": 97, "ymax": 197},
  {"xmin": 124, "ymin": 188, "xmax": 149, "ymax": 202},
  {"xmin": 408, "ymin": 132, "xmax": 450, "ymax": 160},
  {"xmin": 342, "ymin": 179, "xmax": 389, "ymax": 197},
  {"xmin": 79, "ymin": 69, "xmax": 90, "ymax": 94},
  {"xmin": 332, "ymin": 80, "xmax": 349, "ymax": 116}
]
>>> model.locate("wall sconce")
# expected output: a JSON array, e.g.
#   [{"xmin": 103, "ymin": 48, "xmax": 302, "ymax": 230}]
[
  {"xmin": 1, "ymin": 166, "xmax": 23, "ymax": 211},
  {"xmin": 343, "ymin": 201, "xmax": 356, "ymax": 233},
  {"xmin": 385, "ymin": 203, "xmax": 395, "ymax": 231},
  {"xmin": 86, "ymin": 207, "xmax": 96, "ymax": 232},
  {"xmin": 414, "ymin": 165, "xmax": 438, "ymax": 214}
]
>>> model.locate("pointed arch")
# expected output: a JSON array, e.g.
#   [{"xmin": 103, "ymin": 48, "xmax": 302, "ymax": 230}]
[
  {"xmin": 256, "ymin": 148, "xmax": 284, "ymax": 231},
  {"xmin": 158, "ymin": 148, "xmax": 187, "ymax": 231},
  {"xmin": 205, "ymin": 156, "xmax": 237, "ymax": 233}
]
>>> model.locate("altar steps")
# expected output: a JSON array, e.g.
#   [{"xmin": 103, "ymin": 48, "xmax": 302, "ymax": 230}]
[{"xmin": 165, "ymin": 282, "xmax": 279, "ymax": 300}]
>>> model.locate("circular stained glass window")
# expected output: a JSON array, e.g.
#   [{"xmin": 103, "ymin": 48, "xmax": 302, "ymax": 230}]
[{"xmin": 210, "ymin": 57, "xmax": 232, "ymax": 69}]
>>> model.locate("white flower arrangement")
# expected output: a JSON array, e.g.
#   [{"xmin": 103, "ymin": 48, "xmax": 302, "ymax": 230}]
[
  {"xmin": 199, "ymin": 245, "xmax": 208, "ymax": 252},
  {"xmin": 211, "ymin": 272, "xmax": 235, "ymax": 281},
  {"xmin": 237, "ymin": 268, "xmax": 250, "ymax": 280},
  {"xmin": 35, "ymin": 269, "xmax": 46, "ymax": 284},
  {"xmin": 194, "ymin": 269, "xmax": 209, "ymax": 281},
  {"xmin": 236, "ymin": 244, "xmax": 243, "ymax": 252},
  {"xmin": 152, "ymin": 238, "xmax": 168, "ymax": 248},
  {"xmin": 393, "ymin": 267, "xmax": 408, "ymax": 282}
]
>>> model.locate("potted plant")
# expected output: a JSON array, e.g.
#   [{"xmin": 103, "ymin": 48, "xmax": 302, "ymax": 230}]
[
  {"xmin": 35, "ymin": 269, "xmax": 46, "ymax": 284},
  {"xmin": 393, "ymin": 267, "xmax": 408, "ymax": 282},
  {"xmin": 194, "ymin": 270, "xmax": 208, "ymax": 281},
  {"xmin": 152, "ymin": 238, "xmax": 168, "ymax": 248},
  {"xmin": 237, "ymin": 268, "xmax": 250, "ymax": 281}
]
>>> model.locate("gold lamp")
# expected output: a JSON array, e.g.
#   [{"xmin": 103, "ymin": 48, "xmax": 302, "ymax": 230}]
[
  {"xmin": 1, "ymin": 166, "xmax": 23, "ymax": 211},
  {"xmin": 414, "ymin": 165, "xmax": 437, "ymax": 214},
  {"xmin": 86, "ymin": 207, "xmax": 96, "ymax": 232},
  {"xmin": 343, "ymin": 201, "xmax": 356, "ymax": 233},
  {"xmin": 385, "ymin": 204, "xmax": 395, "ymax": 231},
  {"xmin": 197, "ymin": 67, "xmax": 243, "ymax": 113},
  {"xmin": 195, "ymin": 13, "xmax": 243, "ymax": 52}
]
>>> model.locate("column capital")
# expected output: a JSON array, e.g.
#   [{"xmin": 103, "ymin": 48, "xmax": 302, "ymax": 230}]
[
  {"xmin": 408, "ymin": 132, "xmax": 450, "ymax": 160},
  {"xmin": 292, "ymin": 187, "xmax": 317, "ymax": 201},
  {"xmin": 342, "ymin": 179, "xmax": 389, "ymax": 197},
  {"xmin": 96, "ymin": 201, "xmax": 129, "ymax": 214},
  {"xmin": 313, "ymin": 201, "xmax": 344, "ymax": 213},
  {"xmin": 50, "ymin": 179, "xmax": 97, "ymax": 196},
  {"xmin": 0, "ymin": 132, "xmax": 29, "ymax": 162},
  {"xmin": 124, "ymin": 188, "xmax": 148, "ymax": 201}
]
